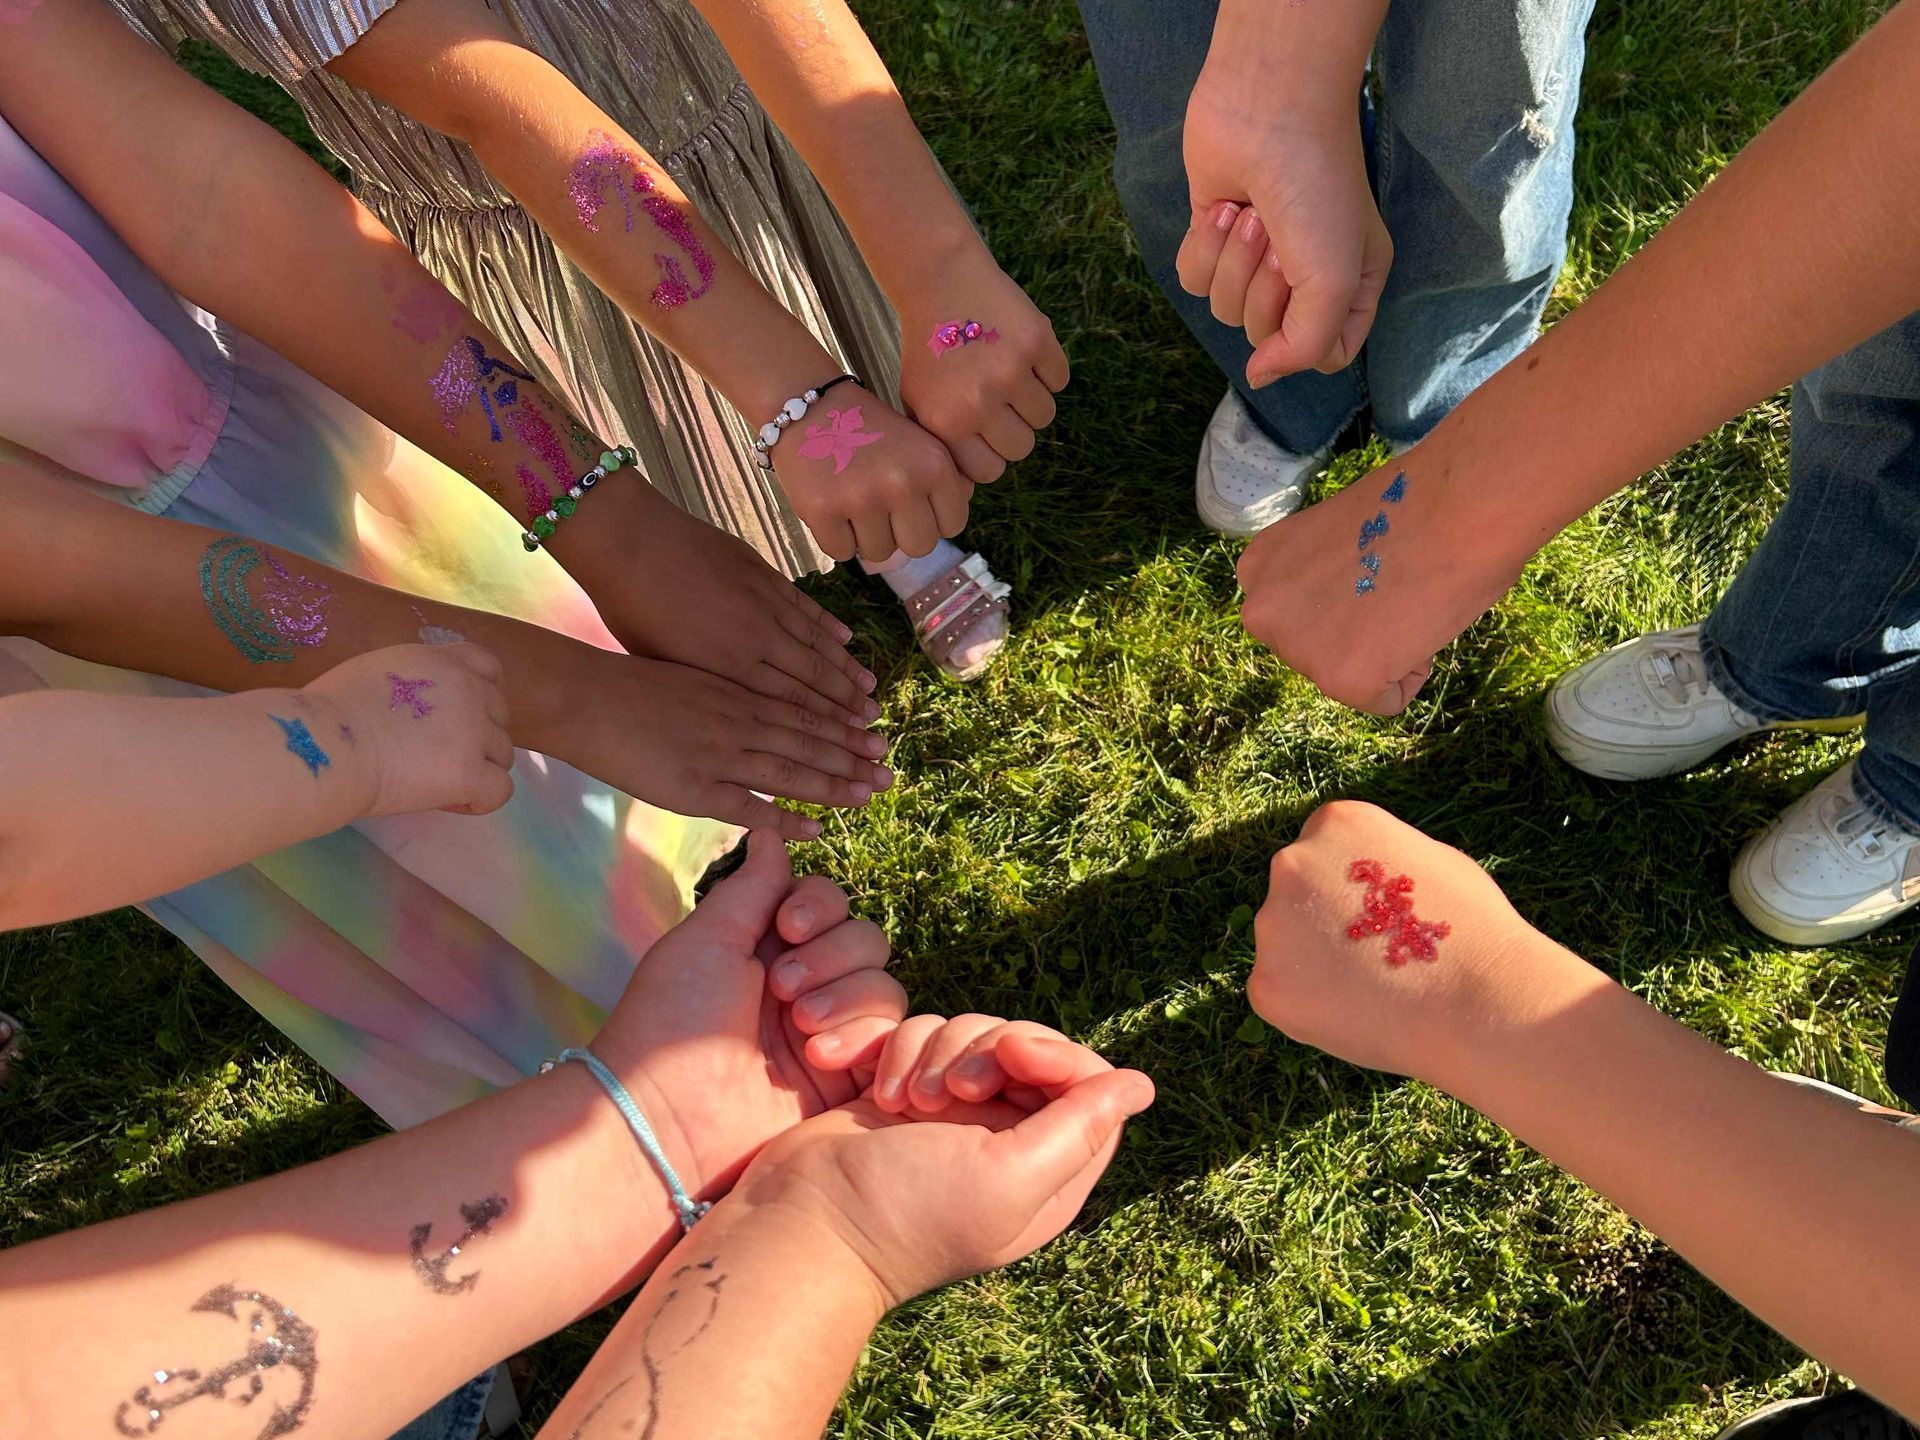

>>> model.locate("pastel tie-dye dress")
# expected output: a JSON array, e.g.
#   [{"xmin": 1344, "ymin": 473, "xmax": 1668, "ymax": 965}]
[{"xmin": 0, "ymin": 111, "xmax": 734, "ymax": 1129}]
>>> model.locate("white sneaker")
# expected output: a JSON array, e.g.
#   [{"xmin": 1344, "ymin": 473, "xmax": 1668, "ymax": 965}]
[
  {"xmin": 1194, "ymin": 391, "xmax": 1327, "ymax": 537},
  {"xmin": 1545, "ymin": 624, "xmax": 1862, "ymax": 781},
  {"xmin": 1731, "ymin": 760, "xmax": 1920, "ymax": 946}
]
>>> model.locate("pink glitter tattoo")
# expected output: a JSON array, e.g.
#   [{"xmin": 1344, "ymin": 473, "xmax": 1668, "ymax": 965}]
[
  {"xmin": 566, "ymin": 130, "xmax": 716, "ymax": 310},
  {"xmin": 926, "ymin": 319, "xmax": 1000, "ymax": 356},
  {"xmin": 516, "ymin": 465, "xmax": 555, "ymax": 520},
  {"xmin": 388, "ymin": 673, "xmax": 437, "ymax": 719},
  {"xmin": 383, "ymin": 269, "xmax": 467, "ymax": 345},
  {"xmin": 1345, "ymin": 859, "xmax": 1451, "ymax": 966},
  {"xmin": 506, "ymin": 404, "xmax": 573, "ymax": 498},
  {"xmin": 257, "ymin": 554, "xmax": 333, "ymax": 649},
  {"xmin": 795, "ymin": 406, "xmax": 883, "ymax": 474}
]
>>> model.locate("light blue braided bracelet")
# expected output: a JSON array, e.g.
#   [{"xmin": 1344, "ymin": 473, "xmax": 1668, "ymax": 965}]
[{"xmin": 541, "ymin": 1046, "xmax": 710, "ymax": 1231}]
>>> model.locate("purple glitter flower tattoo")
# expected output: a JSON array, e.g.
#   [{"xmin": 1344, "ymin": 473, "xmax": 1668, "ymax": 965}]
[
  {"xmin": 388, "ymin": 673, "xmax": 437, "ymax": 719},
  {"xmin": 410, "ymin": 1195, "xmax": 509, "ymax": 1296},
  {"xmin": 200, "ymin": 538, "xmax": 333, "ymax": 664},
  {"xmin": 431, "ymin": 336, "xmax": 537, "ymax": 441},
  {"xmin": 566, "ymin": 130, "xmax": 716, "ymax": 310},
  {"xmin": 113, "ymin": 1285, "xmax": 318, "ymax": 1439},
  {"xmin": 272, "ymin": 716, "xmax": 331, "ymax": 778}
]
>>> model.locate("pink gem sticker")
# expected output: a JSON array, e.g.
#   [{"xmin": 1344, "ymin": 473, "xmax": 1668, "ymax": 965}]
[{"xmin": 926, "ymin": 319, "xmax": 1000, "ymax": 356}]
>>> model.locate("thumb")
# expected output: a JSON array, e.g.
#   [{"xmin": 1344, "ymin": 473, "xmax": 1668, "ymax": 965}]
[
  {"xmin": 989, "ymin": 1069, "xmax": 1155, "ymax": 1201},
  {"xmin": 689, "ymin": 831, "xmax": 793, "ymax": 949},
  {"xmin": 996, "ymin": 1033, "xmax": 1114, "ymax": 1094}
]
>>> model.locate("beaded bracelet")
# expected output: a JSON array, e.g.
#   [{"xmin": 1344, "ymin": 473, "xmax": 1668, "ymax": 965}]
[
  {"xmin": 541, "ymin": 1046, "xmax": 710, "ymax": 1231},
  {"xmin": 522, "ymin": 444, "xmax": 639, "ymax": 552},
  {"xmin": 751, "ymin": 373, "xmax": 862, "ymax": 471}
]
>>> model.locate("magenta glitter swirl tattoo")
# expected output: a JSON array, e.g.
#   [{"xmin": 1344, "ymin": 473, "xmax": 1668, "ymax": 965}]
[
  {"xmin": 113, "ymin": 1285, "xmax": 318, "ymax": 1438},
  {"xmin": 566, "ymin": 130, "xmax": 716, "ymax": 310},
  {"xmin": 506, "ymin": 403, "xmax": 575, "ymax": 507}
]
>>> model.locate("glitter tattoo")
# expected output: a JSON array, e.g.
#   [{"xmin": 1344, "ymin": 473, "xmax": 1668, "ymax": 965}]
[
  {"xmin": 382, "ymin": 267, "xmax": 466, "ymax": 345},
  {"xmin": 1353, "ymin": 469, "xmax": 1408, "ymax": 596},
  {"xmin": 419, "ymin": 625, "xmax": 466, "ymax": 647},
  {"xmin": 567, "ymin": 1259, "xmax": 725, "ymax": 1440},
  {"xmin": 567, "ymin": 415, "xmax": 600, "ymax": 466},
  {"xmin": 1345, "ymin": 858, "xmax": 1451, "ymax": 965},
  {"xmin": 113, "ymin": 1285, "xmax": 318, "ymax": 1439},
  {"xmin": 926, "ymin": 319, "xmax": 1000, "ymax": 356},
  {"xmin": 271, "ymin": 716, "xmax": 331, "ymax": 778},
  {"xmin": 388, "ymin": 673, "xmax": 437, "ymax": 719},
  {"xmin": 795, "ymin": 405, "xmax": 883, "ymax": 475},
  {"xmin": 409, "ymin": 1194, "xmax": 509, "ymax": 1295},
  {"xmin": 431, "ymin": 335, "xmax": 537, "ymax": 441},
  {"xmin": 506, "ymin": 403, "xmax": 575, "ymax": 517},
  {"xmin": 566, "ymin": 130, "xmax": 717, "ymax": 310},
  {"xmin": 200, "ymin": 538, "xmax": 334, "ymax": 664}
]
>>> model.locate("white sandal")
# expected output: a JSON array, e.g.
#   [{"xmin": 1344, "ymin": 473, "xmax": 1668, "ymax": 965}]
[{"xmin": 901, "ymin": 552, "xmax": 1012, "ymax": 682}]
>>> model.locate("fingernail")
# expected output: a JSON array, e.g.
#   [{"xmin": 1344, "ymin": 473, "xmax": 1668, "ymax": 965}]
[
  {"xmin": 858, "ymin": 669, "xmax": 877, "ymax": 691},
  {"xmin": 1123, "ymin": 1078, "xmax": 1154, "ymax": 1111},
  {"xmin": 913, "ymin": 1070, "xmax": 945, "ymax": 1101},
  {"xmin": 794, "ymin": 993, "xmax": 831, "ymax": 1026},
  {"xmin": 772, "ymin": 959, "xmax": 807, "ymax": 995},
  {"xmin": 952, "ymin": 1056, "xmax": 991, "ymax": 1086},
  {"xmin": 1213, "ymin": 201, "xmax": 1240, "ymax": 232},
  {"xmin": 872, "ymin": 765, "xmax": 894, "ymax": 790},
  {"xmin": 864, "ymin": 734, "xmax": 887, "ymax": 758},
  {"xmin": 1249, "ymin": 369, "xmax": 1280, "ymax": 389},
  {"xmin": 835, "ymin": 622, "xmax": 854, "ymax": 643},
  {"xmin": 877, "ymin": 1074, "xmax": 905, "ymax": 1106},
  {"xmin": 801, "ymin": 819, "xmax": 823, "ymax": 839},
  {"xmin": 1265, "ymin": 248, "xmax": 1284, "ymax": 273},
  {"xmin": 1239, "ymin": 209, "xmax": 1265, "ymax": 245},
  {"xmin": 788, "ymin": 904, "xmax": 812, "ymax": 934},
  {"xmin": 862, "ymin": 699, "xmax": 882, "ymax": 722},
  {"xmin": 812, "ymin": 1031, "xmax": 842, "ymax": 1057},
  {"xmin": 849, "ymin": 783, "xmax": 872, "ymax": 805}
]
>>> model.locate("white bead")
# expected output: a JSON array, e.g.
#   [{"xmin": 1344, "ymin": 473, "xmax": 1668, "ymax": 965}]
[
  {"xmin": 782, "ymin": 397, "xmax": 808, "ymax": 422},
  {"xmin": 759, "ymin": 421, "xmax": 783, "ymax": 448}
]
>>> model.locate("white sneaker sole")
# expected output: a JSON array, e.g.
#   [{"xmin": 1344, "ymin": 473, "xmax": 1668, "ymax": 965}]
[
  {"xmin": 1544, "ymin": 704, "xmax": 1861, "ymax": 783},
  {"xmin": 1729, "ymin": 836, "xmax": 1919, "ymax": 947},
  {"xmin": 1193, "ymin": 448, "xmax": 1277, "ymax": 537}
]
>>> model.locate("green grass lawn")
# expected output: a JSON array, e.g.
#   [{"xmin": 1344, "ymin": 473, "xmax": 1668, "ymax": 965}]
[{"xmin": 1, "ymin": 1, "xmax": 1907, "ymax": 1435}]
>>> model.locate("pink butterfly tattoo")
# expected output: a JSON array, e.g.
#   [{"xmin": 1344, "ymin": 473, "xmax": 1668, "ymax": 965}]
[{"xmin": 795, "ymin": 406, "xmax": 883, "ymax": 475}]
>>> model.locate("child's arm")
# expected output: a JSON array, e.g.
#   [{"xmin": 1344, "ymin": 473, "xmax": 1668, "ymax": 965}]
[
  {"xmin": 1248, "ymin": 801, "xmax": 1920, "ymax": 1418},
  {"xmin": 1, "ymin": 457, "xmax": 889, "ymax": 838},
  {"xmin": 318, "ymin": 0, "xmax": 973, "ymax": 560},
  {"xmin": 0, "ymin": 0, "xmax": 875, "ymax": 725},
  {"xmin": 1238, "ymin": 0, "xmax": 1920, "ymax": 714},
  {"xmin": 536, "ymin": 1022, "xmax": 1153, "ymax": 1439},
  {"xmin": 0, "ymin": 643, "xmax": 511, "ymax": 929},
  {"xmin": 0, "ymin": 843, "xmax": 910, "ymax": 1439}
]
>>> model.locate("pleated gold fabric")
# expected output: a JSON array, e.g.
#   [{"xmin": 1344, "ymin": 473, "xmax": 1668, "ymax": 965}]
[{"xmin": 113, "ymin": 0, "xmax": 905, "ymax": 577}]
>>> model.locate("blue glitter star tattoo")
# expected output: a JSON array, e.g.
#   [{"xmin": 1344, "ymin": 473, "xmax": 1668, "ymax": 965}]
[
  {"xmin": 1382, "ymin": 471, "xmax": 1407, "ymax": 504},
  {"xmin": 1358, "ymin": 513, "xmax": 1390, "ymax": 551},
  {"xmin": 271, "ymin": 715, "xmax": 330, "ymax": 778},
  {"xmin": 1354, "ymin": 471, "xmax": 1410, "ymax": 596}
]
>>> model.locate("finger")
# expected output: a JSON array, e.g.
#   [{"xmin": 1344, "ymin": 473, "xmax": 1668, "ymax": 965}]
[
  {"xmin": 1317, "ymin": 224, "xmax": 1394, "ymax": 376},
  {"xmin": 801, "ymin": 510, "xmax": 858, "ymax": 563},
  {"xmin": 987, "ymin": 1069, "xmax": 1156, "ymax": 1196},
  {"xmin": 873, "ymin": 1014, "xmax": 947, "ymax": 1113},
  {"xmin": 946, "ymin": 1020, "xmax": 1102, "ymax": 1102},
  {"xmin": 1248, "ymin": 259, "xmax": 1362, "ymax": 387},
  {"xmin": 929, "ymin": 479, "xmax": 970, "ymax": 539},
  {"xmin": 706, "ymin": 785, "xmax": 821, "ymax": 841},
  {"xmin": 1208, "ymin": 206, "xmax": 1267, "ymax": 330},
  {"xmin": 850, "ymin": 508, "xmax": 896, "ymax": 565},
  {"xmin": 1243, "ymin": 249, "xmax": 1294, "ymax": 349},
  {"xmin": 738, "ymin": 751, "xmax": 882, "ymax": 809},
  {"xmin": 444, "ymin": 641, "xmax": 504, "ymax": 685},
  {"xmin": 905, "ymin": 1012, "xmax": 1004, "ymax": 1112},
  {"xmin": 763, "ymin": 633, "xmax": 873, "ymax": 721},
  {"xmin": 774, "ymin": 874, "xmax": 853, "ymax": 948},
  {"xmin": 1361, "ymin": 661, "xmax": 1434, "ymax": 716},
  {"xmin": 769, "ymin": 917, "xmax": 890, "ymax": 1002},
  {"xmin": 950, "ymin": 434, "xmax": 1007, "ymax": 486},
  {"xmin": 690, "ymin": 829, "xmax": 796, "ymax": 945},
  {"xmin": 1009, "ymin": 374, "xmax": 1057, "ymax": 432},
  {"xmin": 480, "ymin": 681, "xmax": 511, "ymax": 731},
  {"xmin": 482, "ymin": 727, "xmax": 516, "ymax": 771},
  {"xmin": 791, "ymin": 967, "xmax": 909, "ymax": 1037},
  {"xmin": 748, "ymin": 706, "xmax": 893, "ymax": 789},
  {"xmin": 890, "ymin": 499, "xmax": 941, "ymax": 560},
  {"xmin": 980, "ymin": 407, "xmax": 1037, "ymax": 465},
  {"xmin": 804, "ymin": 1013, "xmax": 895, "ymax": 1074},
  {"xmin": 446, "ymin": 763, "xmax": 516, "ymax": 817},
  {"xmin": 782, "ymin": 581, "xmax": 856, "ymax": 648},
  {"xmin": 774, "ymin": 602, "xmax": 879, "ymax": 713},
  {"xmin": 1175, "ymin": 200, "xmax": 1241, "ymax": 298},
  {"xmin": 1032, "ymin": 330, "xmax": 1071, "ymax": 394}
]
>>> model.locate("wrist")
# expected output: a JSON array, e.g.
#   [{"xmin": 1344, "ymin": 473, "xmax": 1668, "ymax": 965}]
[
  {"xmin": 871, "ymin": 218, "xmax": 984, "ymax": 306},
  {"xmin": 1429, "ymin": 934, "xmax": 1617, "ymax": 1108},
  {"xmin": 1202, "ymin": 0, "xmax": 1381, "ymax": 127},
  {"xmin": 271, "ymin": 687, "xmax": 380, "ymax": 817},
  {"xmin": 715, "ymin": 1183, "xmax": 897, "ymax": 1323}
]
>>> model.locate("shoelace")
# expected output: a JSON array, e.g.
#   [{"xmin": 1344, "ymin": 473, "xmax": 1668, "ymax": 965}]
[
  {"xmin": 1648, "ymin": 646, "xmax": 1713, "ymax": 703},
  {"xmin": 1834, "ymin": 799, "xmax": 1912, "ymax": 864}
]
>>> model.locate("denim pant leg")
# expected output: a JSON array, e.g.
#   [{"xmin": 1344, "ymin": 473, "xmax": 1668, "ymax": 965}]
[
  {"xmin": 386, "ymin": 1370, "xmax": 495, "ymax": 1440},
  {"xmin": 1073, "ymin": 0, "xmax": 1365, "ymax": 454},
  {"xmin": 1367, "ymin": 0, "xmax": 1597, "ymax": 444},
  {"xmin": 1700, "ymin": 310, "xmax": 1920, "ymax": 830}
]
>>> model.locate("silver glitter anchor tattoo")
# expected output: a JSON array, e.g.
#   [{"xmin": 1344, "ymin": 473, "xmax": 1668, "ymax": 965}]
[
  {"xmin": 409, "ymin": 1194, "xmax": 510, "ymax": 1295},
  {"xmin": 113, "ymin": 1285, "xmax": 318, "ymax": 1438}
]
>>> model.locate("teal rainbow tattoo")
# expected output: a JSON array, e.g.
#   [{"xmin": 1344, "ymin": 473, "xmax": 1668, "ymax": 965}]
[{"xmin": 199, "ymin": 538, "xmax": 334, "ymax": 664}]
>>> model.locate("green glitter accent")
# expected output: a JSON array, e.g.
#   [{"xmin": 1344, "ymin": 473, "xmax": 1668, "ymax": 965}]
[{"xmin": 199, "ymin": 537, "xmax": 291, "ymax": 664}]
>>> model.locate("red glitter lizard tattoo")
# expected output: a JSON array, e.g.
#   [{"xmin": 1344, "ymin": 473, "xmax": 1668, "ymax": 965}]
[{"xmin": 1345, "ymin": 858, "xmax": 1450, "ymax": 965}]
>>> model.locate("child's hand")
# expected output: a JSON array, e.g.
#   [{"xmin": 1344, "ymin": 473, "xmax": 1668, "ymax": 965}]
[
  {"xmin": 593, "ymin": 833, "xmax": 910, "ymax": 1202},
  {"xmin": 1248, "ymin": 801, "xmax": 1584, "ymax": 1090},
  {"xmin": 770, "ymin": 383, "xmax": 974, "ymax": 562},
  {"xmin": 305, "ymin": 642, "xmax": 515, "ymax": 817},
  {"xmin": 734, "ymin": 1025, "xmax": 1154, "ymax": 1305},
  {"xmin": 1176, "ymin": 201, "xmax": 1293, "ymax": 353},
  {"xmin": 895, "ymin": 250, "xmax": 1070, "ymax": 485},
  {"xmin": 865, "ymin": 1013, "xmax": 1101, "ymax": 1116}
]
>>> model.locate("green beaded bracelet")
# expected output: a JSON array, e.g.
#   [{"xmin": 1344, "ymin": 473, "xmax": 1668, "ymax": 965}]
[{"xmin": 523, "ymin": 444, "xmax": 639, "ymax": 552}]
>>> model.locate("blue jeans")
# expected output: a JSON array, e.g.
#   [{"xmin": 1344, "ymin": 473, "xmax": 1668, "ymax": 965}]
[
  {"xmin": 1701, "ymin": 311, "xmax": 1920, "ymax": 832},
  {"xmin": 1074, "ymin": 0, "xmax": 1597, "ymax": 452},
  {"xmin": 387, "ymin": 1371, "xmax": 494, "ymax": 1440}
]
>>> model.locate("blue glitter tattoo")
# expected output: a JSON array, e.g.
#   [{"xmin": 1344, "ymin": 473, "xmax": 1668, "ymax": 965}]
[
  {"xmin": 1358, "ymin": 513, "xmax": 1390, "ymax": 551},
  {"xmin": 1382, "ymin": 472, "xmax": 1407, "ymax": 504},
  {"xmin": 271, "ymin": 715, "xmax": 330, "ymax": 778},
  {"xmin": 1355, "ymin": 577, "xmax": 1376, "ymax": 595},
  {"xmin": 1360, "ymin": 553, "xmax": 1380, "ymax": 575}
]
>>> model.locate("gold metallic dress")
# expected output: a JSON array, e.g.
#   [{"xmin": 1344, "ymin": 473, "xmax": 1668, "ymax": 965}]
[{"xmin": 113, "ymin": 0, "xmax": 903, "ymax": 578}]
